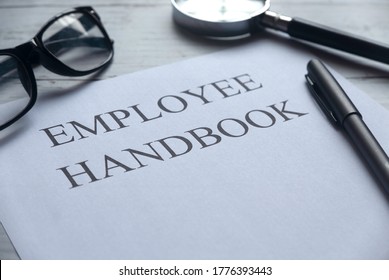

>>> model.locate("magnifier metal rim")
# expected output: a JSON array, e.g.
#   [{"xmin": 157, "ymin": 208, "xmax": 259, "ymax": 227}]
[{"xmin": 171, "ymin": 0, "xmax": 271, "ymax": 38}]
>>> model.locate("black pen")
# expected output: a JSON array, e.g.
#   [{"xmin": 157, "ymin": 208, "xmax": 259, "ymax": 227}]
[{"xmin": 305, "ymin": 59, "xmax": 389, "ymax": 194}]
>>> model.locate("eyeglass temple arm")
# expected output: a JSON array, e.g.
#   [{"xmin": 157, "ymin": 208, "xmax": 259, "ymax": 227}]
[
  {"xmin": 44, "ymin": 37, "xmax": 111, "ymax": 53},
  {"xmin": 44, "ymin": 12, "xmax": 113, "ymax": 47},
  {"xmin": 45, "ymin": 12, "xmax": 96, "ymax": 42},
  {"xmin": 41, "ymin": 13, "xmax": 112, "ymax": 57}
]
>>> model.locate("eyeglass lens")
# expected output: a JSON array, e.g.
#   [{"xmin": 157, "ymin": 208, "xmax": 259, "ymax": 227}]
[
  {"xmin": 0, "ymin": 9, "xmax": 113, "ymax": 129},
  {"xmin": 42, "ymin": 12, "xmax": 112, "ymax": 72},
  {"xmin": 0, "ymin": 55, "xmax": 32, "ymax": 127}
]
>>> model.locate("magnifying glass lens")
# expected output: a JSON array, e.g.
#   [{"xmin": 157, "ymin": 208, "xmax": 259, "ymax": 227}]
[{"xmin": 174, "ymin": 0, "xmax": 267, "ymax": 22}]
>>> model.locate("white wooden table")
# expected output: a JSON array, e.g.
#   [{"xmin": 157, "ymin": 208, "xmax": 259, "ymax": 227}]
[{"xmin": 1, "ymin": 0, "xmax": 388, "ymax": 259}]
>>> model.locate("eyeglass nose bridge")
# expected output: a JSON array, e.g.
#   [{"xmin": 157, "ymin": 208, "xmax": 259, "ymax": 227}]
[
  {"xmin": 14, "ymin": 40, "xmax": 40, "ymax": 63},
  {"xmin": 13, "ymin": 40, "xmax": 56, "ymax": 82},
  {"xmin": 9, "ymin": 41, "xmax": 38, "ymax": 94},
  {"xmin": 13, "ymin": 38, "xmax": 83, "ymax": 77},
  {"xmin": 12, "ymin": 39, "xmax": 74, "ymax": 91}
]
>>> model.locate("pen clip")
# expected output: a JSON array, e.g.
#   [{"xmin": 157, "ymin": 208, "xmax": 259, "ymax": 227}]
[{"xmin": 305, "ymin": 74, "xmax": 339, "ymax": 125}]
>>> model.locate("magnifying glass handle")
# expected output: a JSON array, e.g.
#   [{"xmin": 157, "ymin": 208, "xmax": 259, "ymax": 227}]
[{"xmin": 262, "ymin": 12, "xmax": 389, "ymax": 64}]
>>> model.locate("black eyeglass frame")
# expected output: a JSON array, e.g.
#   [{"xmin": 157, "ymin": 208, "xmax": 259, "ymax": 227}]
[{"xmin": 0, "ymin": 6, "xmax": 114, "ymax": 131}]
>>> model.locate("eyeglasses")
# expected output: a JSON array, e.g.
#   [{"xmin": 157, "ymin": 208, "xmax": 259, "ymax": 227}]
[{"xmin": 0, "ymin": 6, "xmax": 114, "ymax": 130}]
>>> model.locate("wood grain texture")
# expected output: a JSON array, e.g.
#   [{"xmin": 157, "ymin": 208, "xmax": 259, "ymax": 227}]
[{"xmin": 1, "ymin": 0, "xmax": 388, "ymax": 259}]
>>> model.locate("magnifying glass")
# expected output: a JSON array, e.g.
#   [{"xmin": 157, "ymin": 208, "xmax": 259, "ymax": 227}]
[{"xmin": 171, "ymin": 0, "xmax": 389, "ymax": 64}]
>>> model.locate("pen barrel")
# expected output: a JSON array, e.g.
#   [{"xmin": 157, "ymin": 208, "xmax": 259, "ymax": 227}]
[
  {"xmin": 288, "ymin": 18, "xmax": 389, "ymax": 64},
  {"xmin": 343, "ymin": 114, "xmax": 389, "ymax": 194}
]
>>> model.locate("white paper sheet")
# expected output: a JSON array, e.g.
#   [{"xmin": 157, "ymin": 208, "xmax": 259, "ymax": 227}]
[{"xmin": 1, "ymin": 39, "xmax": 389, "ymax": 259}]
